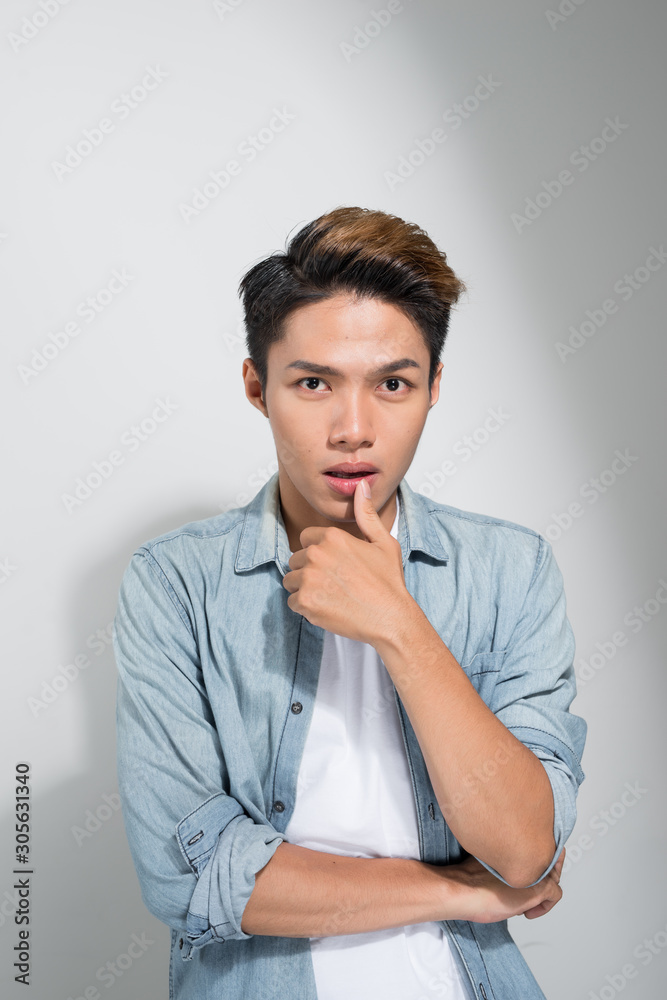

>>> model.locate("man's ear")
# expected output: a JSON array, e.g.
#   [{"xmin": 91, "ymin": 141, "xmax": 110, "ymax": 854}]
[
  {"xmin": 242, "ymin": 359, "xmax": 269, "ymax": 418},
  {"xmin": 429, "ymin": 362, "xmax": 444, "ymax": 409}
]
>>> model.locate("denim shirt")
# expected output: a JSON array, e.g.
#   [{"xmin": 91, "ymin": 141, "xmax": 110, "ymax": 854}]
[{"xmin": 113, "ymin": 471, "xmax": 586, "ymax": 1000}]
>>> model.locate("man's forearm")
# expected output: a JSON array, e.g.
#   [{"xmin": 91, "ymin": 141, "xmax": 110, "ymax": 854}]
[
  {"xmin": 240, "ymin": 841, "xmax": 450, "ymax": 937},
  {"xmin": 240, "ymin": 840, "xmax": 566, "ymax": 937},
  {"xmin": 373, "ymin": 601, "xmax": 556, "ymax": 887}
]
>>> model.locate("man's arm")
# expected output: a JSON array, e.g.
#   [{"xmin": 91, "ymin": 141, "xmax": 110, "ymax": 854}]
[
  {"xmin": 282, "ymin": 484, "xmax": 586, "ymax": 891},
  {"xmin": 113, "ymin": 548, "xmax": 286, "ymax": 957},
  {"xmin": 372, "ymin": 534, "xmax": 587, "ymax": 889},
  {"xmin": 240, "ymin": 841, "xmax": 566, "ymax": 936},
  {"xmin": 373, "ymin": 617, "xmax": 555, "ymax": 888},
  {"xmin": 115, "ymin": 545, "xmax": 563, "ymax": 953}
]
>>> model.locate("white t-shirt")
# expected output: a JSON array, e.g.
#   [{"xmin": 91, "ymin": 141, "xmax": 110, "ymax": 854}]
[{"xmin": 284, "ymin": 496, "xmax": 470, "ymax": 1000}]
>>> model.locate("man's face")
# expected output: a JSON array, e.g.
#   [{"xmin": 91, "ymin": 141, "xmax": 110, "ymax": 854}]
[{"xmin": 242, "ymin": 293, "xmax": 442, "ymax": 551}]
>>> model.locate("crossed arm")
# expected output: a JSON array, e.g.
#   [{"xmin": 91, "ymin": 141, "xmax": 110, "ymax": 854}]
[
  {"xmin": 240, "ymin": 841, "xmax": 567, "ymax": 938},
  {"xmin": 372, "ymin": 608, "xmax": 557, "ymax": 889},
  {"xmin": 114, "ymin": 532, "xmax": 585, "ymax": 949},
  {"xmin": 245, "ymin": 519, "xmax": 585, "ymax": 936},
  {"xmin": 242, "ymin": 607, "xmax": 565, "ymax": 938}
]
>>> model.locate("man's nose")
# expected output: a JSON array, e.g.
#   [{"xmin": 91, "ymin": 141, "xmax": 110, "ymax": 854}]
[{"xmin": 328, "ymin": 392, "xmax": 376, "ymax": 446}]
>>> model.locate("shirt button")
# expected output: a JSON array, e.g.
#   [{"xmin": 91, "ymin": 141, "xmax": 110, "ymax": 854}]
[
  {"xmin": 274, "ymin": 800, "xmax": 285, "ymax": 813},
  {"xmin": 291, "ymin": 701, "xmax": 303, "ymax": 714}
]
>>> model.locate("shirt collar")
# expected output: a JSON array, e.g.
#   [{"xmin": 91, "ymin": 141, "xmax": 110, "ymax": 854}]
[{"xmin": 235, "ymin": 472, "xmax": 449, "ymax": 575}]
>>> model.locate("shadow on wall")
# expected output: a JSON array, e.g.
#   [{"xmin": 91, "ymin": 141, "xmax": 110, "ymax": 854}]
[{"xmin": 0, "ymin": 499, "xmax": 237, "ymax": 998}]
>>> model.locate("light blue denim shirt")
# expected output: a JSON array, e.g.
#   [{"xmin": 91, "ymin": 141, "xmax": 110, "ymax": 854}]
[{"xmin": 113, "ymin": 471, "xmax": 586, "ymax": 1000}]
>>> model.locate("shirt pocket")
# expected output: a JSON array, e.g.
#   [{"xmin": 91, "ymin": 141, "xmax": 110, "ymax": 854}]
[{"xmin": 460, "ymin": 649, "xmax": 506, "ymax": 702}]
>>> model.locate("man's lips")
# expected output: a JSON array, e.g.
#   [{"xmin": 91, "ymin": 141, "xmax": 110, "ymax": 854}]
[
  {"xmin": 325, "ymin": 471, "xmax": 374, "ymax": 478},
  {"xmin": 324, "ymin": 464, "xmax": 379, "ymax": 475},
  {"xmin": 323, "ymin": 470, "xmax": 379, "ymax": 496}
]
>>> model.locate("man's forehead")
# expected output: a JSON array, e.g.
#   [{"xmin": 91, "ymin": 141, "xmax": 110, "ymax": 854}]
[
  {"xmin": 282, "ymin": 293, "xmax": 417, "ymax": 327},
  {"xmin": 274, "ymin": 304, "xmax": 427, "ymax": 362}
]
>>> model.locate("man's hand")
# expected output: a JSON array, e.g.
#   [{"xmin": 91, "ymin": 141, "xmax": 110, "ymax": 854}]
[
  {"xmin": 282, "ymin": 478, "xmax": 415, "ymax": 643},
  {"xmin": 437, "ymin": 848, "xmax": 566, "ymax": 924}
]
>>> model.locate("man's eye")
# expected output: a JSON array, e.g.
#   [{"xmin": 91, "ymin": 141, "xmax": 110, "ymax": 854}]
[
  {"xmin": 297, "ymin": 377, "xmax": 410, "ymax": 392},
  {"xmin": 382, "ymin": 378, "xmax": 408, "ymax": 392},
  {"xmin": 297, "ymin": 377, "xmax": 326, "ymax": 391}
]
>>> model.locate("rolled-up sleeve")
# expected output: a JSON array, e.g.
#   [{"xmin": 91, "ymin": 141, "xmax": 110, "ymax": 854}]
[
  {"xmin": 113, "ymin": 549, "xmax": 284, "ymax": 958},
  {"xmin": 474, "ymin": 534, "xmax": 587, "ymax": 888}
]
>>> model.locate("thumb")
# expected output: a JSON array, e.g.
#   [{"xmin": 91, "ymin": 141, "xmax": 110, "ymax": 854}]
[{"xmin": 353, "ymin": 476, "xmax": 385, "ymax": 542}]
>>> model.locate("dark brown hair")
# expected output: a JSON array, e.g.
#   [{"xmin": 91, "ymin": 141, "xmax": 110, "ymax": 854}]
[{"xmin": 238, "ymin": 206, "xmax": 467, "ymax": 394}]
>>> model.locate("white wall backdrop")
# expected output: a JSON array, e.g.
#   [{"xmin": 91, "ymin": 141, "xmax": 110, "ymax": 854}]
[{"xmin": 2, "ymin": 1, "xmax": 666, "ymax": 997}]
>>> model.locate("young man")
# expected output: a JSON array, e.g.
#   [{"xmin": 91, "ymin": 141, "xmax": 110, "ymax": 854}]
[{"xmin": 113, "ymin": 206, "xmax": 586, "ymax": 1000}]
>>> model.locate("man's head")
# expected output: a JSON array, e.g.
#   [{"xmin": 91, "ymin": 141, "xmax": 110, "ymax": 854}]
[{"xmin": 239, "ymin": 206, "xmax": 466, "ymax": 549}]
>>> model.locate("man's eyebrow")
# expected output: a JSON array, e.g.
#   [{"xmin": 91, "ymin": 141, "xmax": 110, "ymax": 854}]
[{"xmin": 284, "ymin": 358, "xmax": 422, "ymax": 378}]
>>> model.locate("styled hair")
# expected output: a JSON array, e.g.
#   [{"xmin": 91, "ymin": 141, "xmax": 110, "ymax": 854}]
[{"xmin": 238, "ymin": 206, "xmax": 467, "ymax": 395}]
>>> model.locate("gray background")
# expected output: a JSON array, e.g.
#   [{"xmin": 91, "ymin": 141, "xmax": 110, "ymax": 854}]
[{"xmin": 1, "ymin": 0, "xmax": 666, "ymax": 997}]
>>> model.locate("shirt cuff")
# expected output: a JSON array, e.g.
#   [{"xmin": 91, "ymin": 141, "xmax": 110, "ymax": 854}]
[{"xmin": 175, "ymin": 792, "xmax": 284, "ymax": 959}]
